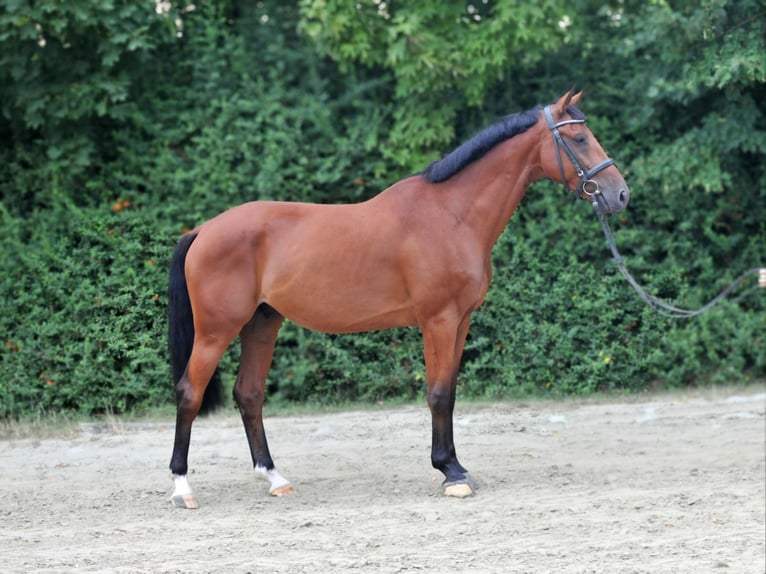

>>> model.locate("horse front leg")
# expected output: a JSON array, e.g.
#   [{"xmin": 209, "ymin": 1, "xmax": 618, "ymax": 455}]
[
  {"xmin": 422, "ymin": 313, "xmax": 479, "ymax": 498},
  {"xmin": 234, "ymin": 306, "xmax": 293, "ymax": 497}
]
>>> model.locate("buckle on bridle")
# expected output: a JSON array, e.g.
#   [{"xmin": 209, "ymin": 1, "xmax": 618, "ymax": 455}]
[{"xmin": 581, "ymin": 179, "xmax": 600, "ymax": 199}]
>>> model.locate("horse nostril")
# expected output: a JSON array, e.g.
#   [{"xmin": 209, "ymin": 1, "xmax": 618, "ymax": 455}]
[{"xmin": 619, "ymin": 189, "xmax": 627, "ymax": 204}]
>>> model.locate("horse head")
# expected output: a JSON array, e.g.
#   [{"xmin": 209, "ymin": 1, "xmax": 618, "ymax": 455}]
[{"xmin": 540, "ymin": 91, "xmax": 630, "ymax": 214}]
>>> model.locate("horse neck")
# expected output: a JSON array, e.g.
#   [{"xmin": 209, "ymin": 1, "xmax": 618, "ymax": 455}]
[{"xmin": 443, "ymin": 126, "xmax": 545, "ymax": 252}]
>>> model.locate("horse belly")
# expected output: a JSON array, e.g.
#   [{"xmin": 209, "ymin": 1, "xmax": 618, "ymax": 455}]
[
  {"xmin": 261, "ymin": 260, "xmax": 415, "ymax": 334},
  {"xmin": 286, "ymin": 301, "xmax": 416, "ymax": 334}
]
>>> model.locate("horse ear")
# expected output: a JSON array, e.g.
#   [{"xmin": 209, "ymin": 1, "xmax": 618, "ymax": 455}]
[
  {"xmin": 554, "ymin": 90, "xmax": 575, "ymax": 117},
  {"xmin": 570, "ymin": 90, "xmax": 584, "ymax": 107}
]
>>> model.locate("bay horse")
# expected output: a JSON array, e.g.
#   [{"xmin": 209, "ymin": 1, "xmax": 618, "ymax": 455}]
[{"xmin": 167, "ymin": 91, "xmax": 630, "ymax": 508}]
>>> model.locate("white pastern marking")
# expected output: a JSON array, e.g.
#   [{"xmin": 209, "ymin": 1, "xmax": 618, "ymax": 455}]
[
  {"xmin": 254, "ymin": 465, "xmax": 291, "ymax": 492},
  {"xmin": 172, "ymin": 474, "xmax": 193, "ymax": 497}
]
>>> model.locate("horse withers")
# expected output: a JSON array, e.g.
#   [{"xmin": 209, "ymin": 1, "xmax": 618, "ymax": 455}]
[{"xmin": 167, "ymin": 90, "xmax": 629, "ymax": 508}]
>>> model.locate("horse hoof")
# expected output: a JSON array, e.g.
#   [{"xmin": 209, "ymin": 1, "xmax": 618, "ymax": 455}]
[
  {"xmin": 255, "ymin": 466, "xmax": 293, "ymax": 497},
  {"xmin": 171, "ymin": 494, "xmax": 199, "ymax": 509},
  {"xmin": 444, "ymin": 483, "xmax": 475, "ymax": 498},
  {"xmin": 270, "ymin": 484, "xmax": 295, "ymax": 497}
]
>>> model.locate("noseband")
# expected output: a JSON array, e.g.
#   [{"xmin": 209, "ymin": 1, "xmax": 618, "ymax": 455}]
[{"xmin": 543, "ymin": 105, "xmax": 615, "ymax": 201}]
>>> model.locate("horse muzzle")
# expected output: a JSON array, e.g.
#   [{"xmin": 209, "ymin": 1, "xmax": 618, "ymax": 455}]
[{"xmin": 583, "ymin": 177, "xmax": 630, "ymax": 214}]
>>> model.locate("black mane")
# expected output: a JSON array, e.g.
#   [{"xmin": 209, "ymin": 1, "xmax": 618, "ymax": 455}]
[{"xmin": 422, "ymin": 104, "xmax": 586, "ymax": 184}]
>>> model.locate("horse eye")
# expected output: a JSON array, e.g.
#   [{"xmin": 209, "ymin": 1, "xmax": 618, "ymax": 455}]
[{"xmin": 574, "ymin": 134, "xmax": 587, "ymax": 144}]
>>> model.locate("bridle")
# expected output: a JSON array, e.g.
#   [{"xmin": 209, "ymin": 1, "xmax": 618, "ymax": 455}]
[{"xmin": 543, "ymin": 105, "xmax": 615, "ymax": 203}]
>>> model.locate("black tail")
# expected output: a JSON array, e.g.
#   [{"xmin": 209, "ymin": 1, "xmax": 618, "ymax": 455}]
[{"xmin": 168, "ymin": 232, "xmax": 223, "ymax": 415}]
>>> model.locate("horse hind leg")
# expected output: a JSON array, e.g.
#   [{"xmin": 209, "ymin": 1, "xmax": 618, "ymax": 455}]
[
  {"xmin": 233, "ymin": 304, "xmax": 294, "ymax": 496},
  {"xmin": 170, "ymin": 334, "xmax": 235, "ymax": 509}
]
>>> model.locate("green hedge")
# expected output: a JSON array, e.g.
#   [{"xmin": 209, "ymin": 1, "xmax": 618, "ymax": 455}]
[{"xmin": 0, "ymin": 205, "xmax": 173, "ymax": 415}]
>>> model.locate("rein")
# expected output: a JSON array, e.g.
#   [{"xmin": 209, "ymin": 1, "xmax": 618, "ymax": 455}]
[
  {"xmin": 591, "ymin": 201, "xmax": 763, "ymax": 317},
  {"xmin": 544, "ymin": 104, "xmax": 764, "ymax": 318}
]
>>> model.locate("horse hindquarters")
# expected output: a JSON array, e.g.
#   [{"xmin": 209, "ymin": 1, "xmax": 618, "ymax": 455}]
[
  {"xmin": 168, "ymin": 224, "xmax": 295, "ymax": 506},
  {"xmin": 167, "ymin": 232, "xmax": 231, "ymax": 508}
]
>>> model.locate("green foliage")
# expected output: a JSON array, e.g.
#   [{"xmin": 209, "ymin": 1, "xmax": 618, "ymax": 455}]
[
  {"xmin": 0, "ymin": 203, "xmax": 173, "ymax": 417},
  {"xmin": 0, "ymin": 0, "xmax": 180, "ymax": 211},
  {"xmin": 0, "ymin": 0, "xmax": 763, "ymax": 419},
  {"xmin": 106, "ymin": 1, "xmax": 391, "ymax": 224},
  {"xmin": 268, "ymin": 324, "xmax": 424, "ymax": 404},
  {"xmin": 299, "ymin": 0, "xmax": 568, "ymax": 167}
]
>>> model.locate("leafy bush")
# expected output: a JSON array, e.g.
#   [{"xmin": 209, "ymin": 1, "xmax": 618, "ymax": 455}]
[{"xmin": 0, "ymin": 203, "xmax": 173, "ymax": 417}]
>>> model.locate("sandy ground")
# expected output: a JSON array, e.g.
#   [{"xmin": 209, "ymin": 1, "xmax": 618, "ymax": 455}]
[{"xmin": 1, "ymin": 387, "xmax": 764, "ymax": 574}]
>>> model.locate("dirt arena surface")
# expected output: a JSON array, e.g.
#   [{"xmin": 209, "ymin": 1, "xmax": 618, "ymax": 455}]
[{"xmin": 2, "ymin": 387, "xmax": 764, "ymax": 573}]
